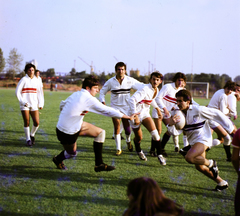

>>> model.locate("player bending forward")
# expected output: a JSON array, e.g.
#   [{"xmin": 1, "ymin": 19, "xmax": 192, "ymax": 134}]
[
  {"xmin": 53, "ymin": 75, "xmax": 136, "ymax": 172},
  {"xmin": 175, "ymin": 89, "xmax": 235, "ymax": 191},
  {"xmin": 128, "ymin": 72, "xmax": 167, "ymax": 165}
]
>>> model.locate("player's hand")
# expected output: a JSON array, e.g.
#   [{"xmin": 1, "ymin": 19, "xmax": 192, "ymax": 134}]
[
  {"xmin": 156, "ymin": 108, "xmax": 163, "ymax": 120},
  {"xmin": 234, "ymin": 115, "xmax": 237, "ymax": 120},
  {"xmin": 24, "ymin": 102, "xmax": 29, "ymax": 107},
  {"xmin": 172, "ymin": 114, "xmax": 180, "ymax": 124},
  {"xmin": 39, "ymin": 107, "xmax": 43, "ymax": 110},
  {"xmin": 134, "ymin": 115, "xmax": 140, "ymax": 125},
  {"xmin": 102, "ymin": 102, "xmax": 106, "ymax": 105}
]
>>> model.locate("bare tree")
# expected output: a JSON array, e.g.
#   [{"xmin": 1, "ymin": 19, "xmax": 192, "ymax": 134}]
[
  {"xmin": 7, "ymin": 48, "xmax": 23, "ymax": 79},
  {"xmin": 0, "ymin": 48, "xmax": 6, "ymax": 73}
]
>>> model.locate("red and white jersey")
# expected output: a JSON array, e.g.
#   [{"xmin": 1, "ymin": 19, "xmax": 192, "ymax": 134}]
[
  {"xmin": 99, "ymin": 75, "xmax": 143, "ymax": 115},
  {"xmin": 155, "ymin": 83, "xmax": 184, "ymax": 111},
  {"xmin": 227, "ymin": 92, "xmax": 237, "ymax": 118},
  {"xmin": 57, "ymin": 89, "xmax": 124, "ymax": 134},
  {"xmin": 15, "ymin": 74, "xmax": 44, "ymax": 109},
  {"xmin": 183, "ymin": 105, "xmax": 234, "ymax": 147},
  {"xmin": 208, "ymin": 89, "xmax": 229, "ymax": 115},
  {"xmin": 128, "ymin": 83, "xmax": 158, "ymax": 116}
]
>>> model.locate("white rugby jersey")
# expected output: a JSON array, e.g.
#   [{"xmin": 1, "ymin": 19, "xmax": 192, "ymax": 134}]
[
  {"xmin": 155, "ymin": 83, "xmax": 184, "ymax": 111},
  {"xmin": 227, "ymin": 92, "xmax": 237, "ymax": 118},
  {"xmin": 208, "ymin": 89, "xmax": 229, "ymax": 115},
  {"xmin": 16, "ymin": 74, "xmax": 44, "ymax": 109},
  {"xmin": 128, "ymin": 83, "xmax": 158, "ymax": 116},
  {"xmin": 37, "ymin": 76, "xmax": 43, "ymax": 88},
  {"xmin": 57, "ymin": 89, "xmax": 124, "ymax": 134},
  {"xmin": 99, "ymin": 75, "xmax": 143, "ymax": 114},
  {"xmin": 183, "ymin": 105, "xmax": 234, "ymax": 147}
]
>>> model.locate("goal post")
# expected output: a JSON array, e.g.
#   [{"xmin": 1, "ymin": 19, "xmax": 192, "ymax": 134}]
[{"xmin": 161, "ymin": 81, "xmax": 209, "ymax": 99}]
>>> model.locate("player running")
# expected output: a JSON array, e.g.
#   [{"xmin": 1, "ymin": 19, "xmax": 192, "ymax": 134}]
[
  {"xmin": 53, "ymin": 75, "xmax": 137, "ymax": 172},
  {"xmin": 175, "ymin": 89, "xmax": 235, "ymax": 191},
  {"xmin": 128, "ymin": 71, "xmax": 167, "ymax": 165}
]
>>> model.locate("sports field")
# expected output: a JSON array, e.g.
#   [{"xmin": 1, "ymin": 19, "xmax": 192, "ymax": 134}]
[{"xmin": 0, "ymin": 88, "xmax": 239, "ymax": 216}]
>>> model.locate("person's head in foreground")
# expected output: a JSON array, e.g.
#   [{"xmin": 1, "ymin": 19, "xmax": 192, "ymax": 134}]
[
  {"xmin": 123, "ymin": 177, "xmax": 183, "ymax": 216},
  {"xmin": 82, "ymin": 75, "xmax": 100, "ymax": 96},
  {"xmin": 149, "ymin": 71, "xmax": 163, "ymax": 89}
]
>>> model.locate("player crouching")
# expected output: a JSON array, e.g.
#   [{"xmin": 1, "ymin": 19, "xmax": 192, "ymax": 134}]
[
  {"xmin": 53, "ymin": 75, "xmax": 137, "ymax": 172},
  {"xmin": 175, "ymin": 89, "xmax": 234, "ymax": 191}
]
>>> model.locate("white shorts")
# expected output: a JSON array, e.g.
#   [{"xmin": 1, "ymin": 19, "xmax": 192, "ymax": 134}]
[
  {"xmin": 20, "ymin": 105, "xmax": 38, "ymax": 111},
  {"xmin": 208, "ymin": 120, "xmax": 219, "ymax": 129},
  {"xmin": 130, "ymin": 111, "xmax": 151, "ymax": 129}
]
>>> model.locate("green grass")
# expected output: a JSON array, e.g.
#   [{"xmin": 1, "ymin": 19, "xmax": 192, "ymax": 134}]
[{"xmin": 0, "ymin": 89, "xmax": 239, "ymax": 216}]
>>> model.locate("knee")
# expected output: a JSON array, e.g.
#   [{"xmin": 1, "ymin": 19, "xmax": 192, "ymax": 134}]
[
  {"xmin": 151, "ymin": 129, "xmax": 160, "ymax": 141},
  {"xmin": 223, "ymin": 134, "xmax": 231, "ymax": 146},
  {"xmin": 94, "ymin": 130, "xmax": 106, "ymax": 143}
]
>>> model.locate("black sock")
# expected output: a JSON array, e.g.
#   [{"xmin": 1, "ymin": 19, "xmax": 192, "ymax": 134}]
[
  {"xmin": 150, "ymin": 138, "xmax": 155, "ymax": 152},
  {"xmin": 56, "ymin": 150, "xmax": 66, "ymax": 163},
  {"xmin": 161, "ymin": 133, "xmax": 171, "ymax": 150},
  {"xmin": 154, "ymin": 140, "xmax": 162, "ymax": 155},
  {"xmin": 223, "ymin": 145, "xmax": 231, "ymax": 159},
  {"xmin": 134, "ymin": 139, "xmax": 141, "ymax": 152},
  {"xmin": 93, "ymin": 141, "xmax": 103, "ymax": 166}
]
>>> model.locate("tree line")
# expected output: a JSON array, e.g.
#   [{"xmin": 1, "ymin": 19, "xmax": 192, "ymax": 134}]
[{"xmin": 0, "ymin": 47, "xmax": 240, "ymax": 92}]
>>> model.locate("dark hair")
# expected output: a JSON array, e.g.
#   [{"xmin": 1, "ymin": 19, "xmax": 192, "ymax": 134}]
[
  {"xmin": 223, "ymin": 80, "xmax": 236, "ymax": 91},
  {"xmin": 82, "ymin": 75, "xmax": 99, "ymax": 89},
  {"xmin": 24, "ymin": 63, "xmax": 36, "ymax": 74},
  {"xmin": 176, "ymin": 89, "xmax": 192, "ymax": 104},
  {"xmin": 123, "ymin": 177, "xmax": 183, "ymax": 216},
  {"xmin": 150, "ymin": 71, "xmax": 163, "ymax": 80},
  {"xmin": 172, "ymin": 72, "xmax": 186, "ymax": 82},
  {"xmin": 115, "ymin": 62, "xmax": 127, "ymax": 72}
]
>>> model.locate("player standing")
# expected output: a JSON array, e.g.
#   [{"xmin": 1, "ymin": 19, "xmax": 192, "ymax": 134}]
[
  {"xmin": 53, "ymin": 75, "xmax": 136, "ymax": 172},
  {"xmin": 99, "ymin": 62, "xmax": 143, "ymax": 156},
  {"xmin": 128, "ymin": 71, "xmax": 166, "ymax": 165},
  {"xmin": 16, "ymin": 63, "xmax": 44, "ymax": 146}
]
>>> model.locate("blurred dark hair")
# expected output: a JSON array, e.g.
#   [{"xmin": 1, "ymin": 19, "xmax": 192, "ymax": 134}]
[
  {"xmin": 123, "ymin": 177, "xmax": 184, "ymax": 216},
  {"xmin": 82, "ymin": 75, "xmax": 99, "ymax": 89},
  {"xmin": 176, "ymin": 89, "xmax": 192, "ymax": 104},
  {"xmin": 223, "ymin": 80, "xmax": 236, "ymax": 91},
  {"xmin": 115, "ymin": 62, "xmax": 127, "ymax": 71},
  {"xmin": 24, "ymin": 63, "xmax": 36, "ymax": 74},
  {"xmin": 172, "ymin": 72, "xmax": 186, "ymax": 82},
  {"xmin": 150, "ymin": 71, "xmax": 163, "ymax": 80}
]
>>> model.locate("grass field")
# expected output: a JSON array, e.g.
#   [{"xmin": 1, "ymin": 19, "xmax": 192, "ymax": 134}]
[{"xmin": 0, "ymin": 88, "xmax": 239, "ymax": 216}]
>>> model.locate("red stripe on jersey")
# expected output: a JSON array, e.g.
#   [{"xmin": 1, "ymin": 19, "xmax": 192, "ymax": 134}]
[
  {"xmin": 80, "ymin": 111, "xmax": 89, "ymax": 116},
  {"xmin": 139, "ymin": 99, "xmax": 152, "ymax": 105},
  {"xmin": 163, "ymin": 95, "xmax": 176, "ymax": 104},
  {"xmin": 22, "ymin": 88, "xmax": 37, "ymax": 93}
]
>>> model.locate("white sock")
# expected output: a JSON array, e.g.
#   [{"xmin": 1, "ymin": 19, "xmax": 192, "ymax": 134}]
[
  {"xmin": 212, "ymin": 139, "xmax": 221, "ymax": 147},
  {"xmin": 218, "ymin": 180, "xmax": 228, "ymax": 186},
  {"xmin": 30, "ymin": 126, "xmax": 39, "ymax": 137},
  {"xmin": 24, "ymin": 127, "xmax": 30, "ymax": 141},
  {"xmin": 115, "ymin": 134, "xmax": 121, "ymax": 151},
  {"xmin": 126, "ymin": 134, "xmax": 131, "ymax": 142},
  {"xmin": 173, "ymin": 135, "xmax": 179, "ymax": 148},
  {"xmin": 208, "ymin": 159, "xmax": 213, "ymax": 168},
  {"xmin": 183, "ymin": 135, "xmax": 189, "ymax": 147}
]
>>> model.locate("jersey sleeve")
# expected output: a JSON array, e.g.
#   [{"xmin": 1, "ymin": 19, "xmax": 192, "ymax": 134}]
[
  {"xmin": 199, "ymin": 106, "xmax": 234, "ymax": 134},
  {"xmin": 131, "ymin": 77, "xmax": 144, "ymax": 90},
  {"xmin": 15, "ymin": 77, "xmax": 27, "ymax": 106},
  {"xmin": 219, "ymin": 94, "xmax": 229, "ymax": 115},
  {"xmin": 128, "ymin": 87, "xmax": 147, "ymax": 115},
  {"xmin": 37, "ymin": 81, "xmax": 44, "ymax": 108},
  {"xmin": 155, "ymin": 84, "xmax": 168, "ymax": 109},
  {"xmin": 89, "ymin": 97, "xmax": 124, "ymax": 119},
  {"xmin": 228, "ymin": 94, "xmax": 237, "ymax": 117},
  {"xmin": 99, "ymin": 79, "xmax": 111, "ymax": 103}
]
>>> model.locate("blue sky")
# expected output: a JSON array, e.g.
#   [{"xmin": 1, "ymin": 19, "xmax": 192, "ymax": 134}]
[{"xmin": 0, "ymin": 0, "xmax": 239, "ymax": 79}]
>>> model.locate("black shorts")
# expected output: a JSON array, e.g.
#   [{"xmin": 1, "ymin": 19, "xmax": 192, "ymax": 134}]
[{"xmin": 56, "ymin": 128, "xmax": 80, "ymax": 145}]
